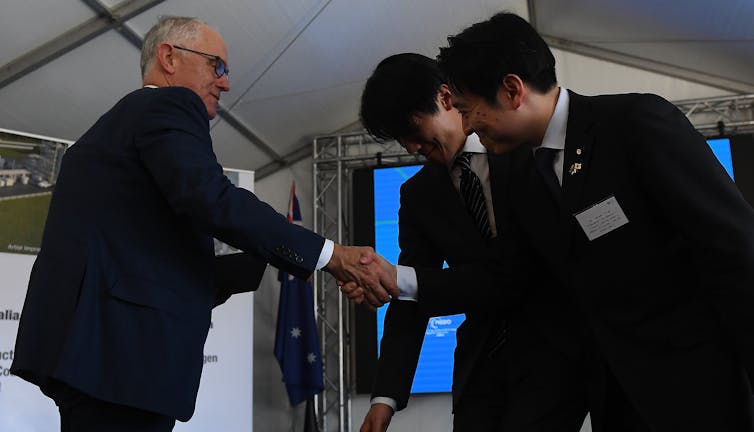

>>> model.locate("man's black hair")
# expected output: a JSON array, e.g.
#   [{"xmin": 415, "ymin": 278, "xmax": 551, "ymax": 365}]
[
  {"xmin": 437, "ymin": 12, "xmax": 557, "ymax": 104},
  {"xmin": 360, "ymin": 53, "xmax": 446, "ymax": 141}
]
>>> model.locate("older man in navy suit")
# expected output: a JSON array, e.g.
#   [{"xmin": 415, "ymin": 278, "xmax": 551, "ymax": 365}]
[{"xmin": 11, "ymin": 16, "xmax": 394, "ymax": 432}]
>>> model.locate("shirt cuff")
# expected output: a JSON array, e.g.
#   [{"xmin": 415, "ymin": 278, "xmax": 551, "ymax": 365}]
[
  {"xmin": 370, "ymin": 397, "xmax": 397, "ymax": 412},
  {"xmin": 315, "ymin": 239, "xmax": 334, "ymax": 270},
  {"xmin": 396, "ymin": 265, "xmax": 418, "ymax": 302}
]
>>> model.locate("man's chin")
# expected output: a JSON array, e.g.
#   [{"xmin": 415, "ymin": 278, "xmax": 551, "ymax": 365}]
[{"xmin": 481, "ymin": 139, "xmax": 522, "ymax": 154}]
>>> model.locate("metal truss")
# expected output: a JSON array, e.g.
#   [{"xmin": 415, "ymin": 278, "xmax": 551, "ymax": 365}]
[
  {"xmin": 311, "ymin": 131, "xmax": 421, "ymax": 432},
  {"xmin": 675, "ymin": 94, "xmax": 754, "ymax": 136}
]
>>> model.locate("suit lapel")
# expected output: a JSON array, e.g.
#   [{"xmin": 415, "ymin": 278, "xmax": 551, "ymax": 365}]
[
  {"xmin": 503, "ymin": 146, "xmax": 569, "ymax": 272},
  {"xmin": 487, "ymin": 152, "xmax": 509, "ymax": 233},
  {"xmin": 562, "ymin": 91, "xmax": 596, "ymax": 217}
]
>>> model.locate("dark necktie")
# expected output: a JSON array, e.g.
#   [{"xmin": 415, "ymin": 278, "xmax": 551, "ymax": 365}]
[
  {"xmin": 534, "ymin": 147, "xmax": 562, "ymax": 203},
  {"xmin": 454, "ymin": 152, "xmax": 492, "ymax": 239}
]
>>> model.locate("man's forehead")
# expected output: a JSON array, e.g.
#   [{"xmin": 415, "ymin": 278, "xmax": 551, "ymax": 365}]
[{"xmin": 198, "ymin": 26, "xmax": 228, "ymax": 55}]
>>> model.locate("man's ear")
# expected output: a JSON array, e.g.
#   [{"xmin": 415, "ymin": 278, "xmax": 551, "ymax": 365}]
[
  {"xmin": 500, "ymin": 74, "xmax": 525, "ymax": 109},
  {"xmin": 156, "ymin": 43, "xmax": 176, "ymax": 74},
  {"xmin": 438, "ymin": 84, "xmax": 454, "ymax": 111}
]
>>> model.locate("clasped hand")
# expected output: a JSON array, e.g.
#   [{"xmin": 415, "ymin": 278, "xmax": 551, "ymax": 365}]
[{"xmin": 325, "ymin": 244, "xmax": 397, "ymax": 310}]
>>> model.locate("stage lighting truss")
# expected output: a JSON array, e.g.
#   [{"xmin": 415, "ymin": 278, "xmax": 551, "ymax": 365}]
[{"xmin": 676, "ymin": 93, "xmax": 754, "ymax": 137}]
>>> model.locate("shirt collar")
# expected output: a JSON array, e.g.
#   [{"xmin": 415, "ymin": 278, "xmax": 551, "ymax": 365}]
[
  {"xmin": 540, "ymin": 87, "xmax": 569, "ymax": 151},
  {"xmin": 461, "ymin": 133, "xmax": 486, "ymax": 154},
  {"xmin": 143, "ymin": 85, "xmax": 158, "ymax": 89}
]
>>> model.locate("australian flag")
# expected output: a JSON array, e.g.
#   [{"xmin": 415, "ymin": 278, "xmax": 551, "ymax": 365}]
[{"xmin": 274, "ymin": 182, "xmax": 325, "ymax": 406}]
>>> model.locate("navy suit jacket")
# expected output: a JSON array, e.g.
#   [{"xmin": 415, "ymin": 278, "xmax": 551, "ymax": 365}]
[{"xmin": 12, "ymin": 86, "xmax": 325, "ymax": 421}]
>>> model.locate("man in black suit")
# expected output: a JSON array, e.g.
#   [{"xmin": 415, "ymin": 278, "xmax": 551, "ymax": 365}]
[
  {"xmin": 11, "ymin": 16, "xmax": 393, "ymax": 432},
  {"xmin": 432, "ymin": 12, "xmax": 754, "ymax": 432},
  {"xmin": 356, "ymin": 53, "xmax": 586, "ymax": 432}
]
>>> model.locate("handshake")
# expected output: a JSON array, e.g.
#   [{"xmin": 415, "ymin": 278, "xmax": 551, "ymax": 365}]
[{"xmin": 325, "ymin": 243, "xmax": 398, "ymax": 310}]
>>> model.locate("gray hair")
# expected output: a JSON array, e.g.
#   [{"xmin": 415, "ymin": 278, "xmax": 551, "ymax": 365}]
[{"xmin": 140, "ymin": 16, "xmax": 204, "ymax": 79}]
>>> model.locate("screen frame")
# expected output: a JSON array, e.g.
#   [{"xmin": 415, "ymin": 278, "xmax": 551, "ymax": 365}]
[{"xmin": 352, "ymin": 166, "xmax": 378, "ymax": 394}]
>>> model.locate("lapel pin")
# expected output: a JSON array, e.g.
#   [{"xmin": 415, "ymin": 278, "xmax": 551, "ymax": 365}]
[{"xmin": 569, "ymin": 162, "xmax": 582, "ymax": 175}]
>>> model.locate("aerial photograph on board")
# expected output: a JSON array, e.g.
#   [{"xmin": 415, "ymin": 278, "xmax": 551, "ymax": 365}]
[{"xmin": 0, "ymin": 130, "xmax": 68, "ymax": 255}]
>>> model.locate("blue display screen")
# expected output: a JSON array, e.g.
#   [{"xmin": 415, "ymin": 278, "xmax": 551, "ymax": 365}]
[
  {"xmin": 373, "ymin": 165, "xmax": 464, "ymax": 394},
  {"xmin": 707, "ymin": 138, "xmax": 735, "ymax": 180}
]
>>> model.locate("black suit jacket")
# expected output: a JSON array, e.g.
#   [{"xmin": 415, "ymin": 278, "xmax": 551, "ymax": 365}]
[
  {"xmin": 499, "ymin": 91, "xmax": 754, "ymax": 430},
  {"xmin": 11, "ymin": 87, "xmax": 325, "ymax": 421},
  {"xmin": 372, "ymin": 159, "xmax": 507, "ymax": 411}
]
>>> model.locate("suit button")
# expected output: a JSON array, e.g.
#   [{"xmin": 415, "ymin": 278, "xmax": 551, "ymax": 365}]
[{"xmin": 295, "ymin": 256, "xmax": 303, "ymax": 264}]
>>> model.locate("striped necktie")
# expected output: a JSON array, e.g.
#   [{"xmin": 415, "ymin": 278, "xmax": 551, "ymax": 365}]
[{"xmin": 454, "ymin": 152, "xmax": 492, "ymax": 239}]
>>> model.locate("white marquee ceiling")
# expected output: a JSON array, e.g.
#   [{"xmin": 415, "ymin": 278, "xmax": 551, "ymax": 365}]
[{"xmin": 0, "ymin": 0, "xmax": 751, "ymax": 178}]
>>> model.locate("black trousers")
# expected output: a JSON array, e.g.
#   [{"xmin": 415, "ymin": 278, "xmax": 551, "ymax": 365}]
[
  {"xmin": 41, "ymin": 379, "xmax": 176, "ymax": 432},
  {"xmin": 453, "ymin": 327, "xmax": 588, "ymax": 432}
]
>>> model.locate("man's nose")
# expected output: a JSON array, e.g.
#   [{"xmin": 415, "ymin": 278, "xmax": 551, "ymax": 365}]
[{"xmin": 217, "ymin": 74, "xmax": 230, "ymax": 92}]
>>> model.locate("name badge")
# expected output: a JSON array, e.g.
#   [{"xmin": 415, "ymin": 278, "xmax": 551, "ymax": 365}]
[{"xmin": 574, "ymin": 196, "xmax": 629, "ymax": 241}]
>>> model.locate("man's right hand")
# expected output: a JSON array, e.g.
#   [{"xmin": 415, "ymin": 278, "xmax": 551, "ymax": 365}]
[
  {"xmin": 326, "ymin": 244, "xmax": 397, "ymax": 309},
  {"xmin": 360, "ymin": 403, "xmax": 394, "ymax": 432},
  {"xmin": 340, "ymin": 253, "xmax": 398, "ymax": 310}
]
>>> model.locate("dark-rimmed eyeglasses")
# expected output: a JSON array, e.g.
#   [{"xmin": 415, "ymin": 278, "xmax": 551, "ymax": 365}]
[{"xmin": 173, "ymin": 45, "xmax": 229, "ymax": 78}]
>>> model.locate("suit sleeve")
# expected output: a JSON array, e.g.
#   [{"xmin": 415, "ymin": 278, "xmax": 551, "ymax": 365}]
[
  {"xmin": 371, "ymin": 183, "xmax": 443, "ymax": 410},
  {"xmin": 212, "ymin": 252, "xmax": 268, "ymax": 307},
  {"xmin": 133, "ymin": 87, "xmax": 324, "ymax": 279},
  {"xmin": 412, "ymin": 199, "xmax": 529, "ymax": 316},
  {"xmin": 629, "ymin": 94, "xmax": 754, "ymax": 380},
  {"xmin": 414, "ymin": 241, "xmax": 527, "ymax": 316}
]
